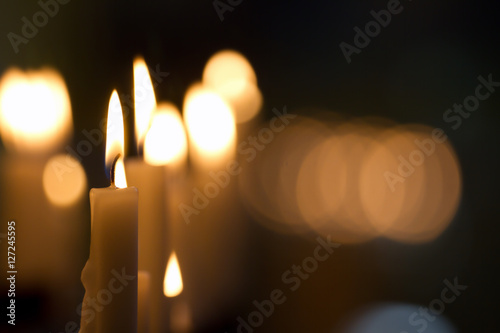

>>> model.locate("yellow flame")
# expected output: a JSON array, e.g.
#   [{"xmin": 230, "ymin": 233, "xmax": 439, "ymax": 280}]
[
  {"xmin": 0, "ymin": 67, "xmax": 72, "ymax": 153},
  {"xmin": 144, "ymin": 103, "xmax": 187, "ymax": 167},
  {"xmin": 105, "ymin": 90, "xmax": 125, "ymax": 173},
  {"xmin": 163, "ymin": 252, "xmax": 183, "ymax": 297},
  {"xmin": 114, "ymin": 156, "xmax": 128, "ymax": 188},
  {"xmin": 183, "ymin": 84, "xmax": 236, "ymax": 159},
  {"xmin": 134, "ymin": 57, "xmax": 156, "ymax": 150}
]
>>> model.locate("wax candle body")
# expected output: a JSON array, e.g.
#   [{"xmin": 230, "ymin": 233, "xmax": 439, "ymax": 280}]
[
  {"xmin": 125, "ymin": 158, "xmax": 168, "ymax": 333},
  {"xmin": 79, "ymin": 186, "xmax": 138, "ymax": 333},
  {"xmin": 0, "ymin": 154, "xmax": 87, "ymax": 330},
  {"xmin": 138, "ymin": 271, "xmax": 151, "ymax": 333}
]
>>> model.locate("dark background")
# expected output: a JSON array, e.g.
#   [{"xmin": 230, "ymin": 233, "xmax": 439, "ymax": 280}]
[{"xmin": 0, "ymin": 0, "xmax": 499, "ymax": 332}]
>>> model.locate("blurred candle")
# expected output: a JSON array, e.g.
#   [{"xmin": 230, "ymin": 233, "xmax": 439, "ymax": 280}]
[
  {"xmin": 138, "ymin": 271, "xmax": 151, "ymax": 333},
  {"xmin": 182, "ymin": 80, "xmax": 248, "ymax": 328},
  {"xmin": 0, "ymin": 68, "xmax": 86, "ymax": 328},
  {"xmin": 183, "ymin": 83, "xmax": 236, "ymax": 172},
  {"xmin": 125, "ymin": 57, "xmax": 189, "ymax": 333},
  {"xmin": 79, "ymin": 91, "xmax": 138, "ymax": 333},
  {"xmin": 164, "ymin": 252, "xmax": 192, "ymax": 333},
  {"xmin": 202, "ymin": 50, "xmax": 262, "ymax": 124}
]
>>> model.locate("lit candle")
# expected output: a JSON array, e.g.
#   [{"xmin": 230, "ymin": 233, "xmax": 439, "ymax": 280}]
[
  {"xmin": 79, "ymin": 90, "xmax": 138, "ymax": 333},
  {"xmin": 0, "ymin": 68, "xmax": 87, "ymax": 325},
  {"xmin": 164, "ymin": 252, "xmax": 192, "ymax": 333},
  {"xmin": 181, "ymin": 80, "xmax": 248, "ymax": 327},
  {"xmin": 125, "ymin": 57, "xmax": 170, "ymax": 333}
]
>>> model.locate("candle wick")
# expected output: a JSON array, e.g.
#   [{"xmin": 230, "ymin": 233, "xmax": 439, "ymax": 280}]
[{"xmin": 110, "ymin": 154, "xmax": 121, "ymax": 186}]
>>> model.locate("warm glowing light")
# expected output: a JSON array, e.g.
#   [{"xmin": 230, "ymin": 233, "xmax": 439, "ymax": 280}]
[
  {"xmin": 144, "ymin": 103, "xmax": 187, "ymax": 167},
  {"xmin": 203, "ymin": 50, "xmax": 256, "ymax": 87},
  {"xmin": 203, "ymin": 50, "xmax": 261, "ymax": 123},
  {"xmin": 183, "ymin": 84, "xmax": 236, "ymax": 160},
  {"xmin": 114, "ymin": 156, "xmax": 128, "ymax": 188},
  {"xmin": 163, "ymin": 252, "xmax": 183, "ymax": 297},
  {"xmin": 378, "ymin": 125, "xmax": 462, "ymax": 243},
  {"xmin": 0, "ymin": 67, "xmax": 72, "ymax": 153},
  {"xmin": 43, "ymin": 154, "xmax": 87, "ymax": 206},
  {"xmin": 105, "ymin": 90, "xmax": 125, "ymax": 176},
  {"xmin": 134, "ymin": 57, "xmax": 156, "ymax": 150}
]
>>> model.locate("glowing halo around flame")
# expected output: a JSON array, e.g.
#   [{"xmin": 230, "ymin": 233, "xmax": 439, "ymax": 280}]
[
  {"xmin": 0, "ymin": 67, "xmax": 72, "ymax": 154},
  {"xmin": 183, "ymin": 83, "xmax": 236, "ymax": 165},
  {"xmin": 144, "ymin": 103, "xmax": 187, "ymax": 167}
]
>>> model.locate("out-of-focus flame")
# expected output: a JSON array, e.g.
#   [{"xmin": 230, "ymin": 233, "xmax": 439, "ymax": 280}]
[
  {"xmin": 105, "ymin": 90, "xmax": 127, "ymax": 187},
  {"xmin": 203, "ymin": 50, "xmax": 261, "ymax": 123},
  {"xmin": 183, "ymin": 84, "xmax": 236, "ymax": 165},
  {"xmin": 42, "ymin": 154, "xmax": 87, "ymax": 206},
  {"xmin": 134, "ymin": 57, "xmax": 156, "ymax": 150},
  {"xmin": 0, "ymin": 67, "xmax": 72, "ymax": 154},
  {"xmin": 144, "ymin": 103, "xmax": 187, "ymax": 167},
  {"xmin": 238, "ymin": 110, "xmax": 461, "ymax": 245},
  {"xmin": 163, "ymin": 252, "xmax": 183, "ymax": 298}
]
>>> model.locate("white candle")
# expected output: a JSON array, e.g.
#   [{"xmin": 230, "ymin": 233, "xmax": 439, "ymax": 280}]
[
  {"xmin": 125, "ymin": 57, "xmax": 168, "ymax": 333},
  {"xmin": 79, "ymin": 90, "xmax": 138, "ymax": 333},
  {"xmin": 126, "ymin": 58, "xmax": 188, "ymax": 333}
]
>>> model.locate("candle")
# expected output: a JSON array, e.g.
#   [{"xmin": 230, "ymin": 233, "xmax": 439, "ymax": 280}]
[
  {"xmin": 182, "ymin": 80, "xmax": 250, "ymax": 327},
  {"xmin": 164, "ymin": 252, "xmax": 192, "ymax": 333},
  {"xmin": 125, "ymin": 57, "xmax": 169, "ymax": 333},
  {"xmin": 138, "ymin": 271, "xmax": 151, "ymax": 333},
  {"xmin": 79, "ymin": 90, "xmax": 138, "ymax": 333},
  {"xmin": 0, "ymin": 68, "xmax": 87, "ymax": 328}
]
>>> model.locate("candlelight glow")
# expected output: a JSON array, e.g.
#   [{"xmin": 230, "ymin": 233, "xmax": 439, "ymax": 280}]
[
  {"xmin": 144, "ymin": 103, "xmax": 187, "ymax": 167},
  {"xmin": 163, "ymin": 252, "xmax": 183, "ymax": 298},
  {"xmin": 183, "ymin": 84, "xmax": 236, "ymax": 160},
  {"xmin": 0, "ymin": 67, "xmax": 72, "ymax": 153},
  {"xmin": 43, "ymin": 154, "xmax": 87, "ymax": 206},
  {"xmin": 203, "ymin": 50, "xmax": 262, "ymax": 123},
  {"xmin": 105, "ymin": 90, "xmax": 125, "ymax": 177},
  {"xmin": 203, "ymin": 50, "xmax": 257, "ymax": 87},
  {"xmin": 134, "ymin": 57, "xmax": 156, "ymax": 150},
  {"xmin": 114, "ymin": 156, "xmax": 128, "ymax": 188}
]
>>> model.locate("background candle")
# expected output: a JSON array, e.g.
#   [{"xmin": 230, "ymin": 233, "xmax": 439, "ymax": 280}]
[
  {"xmin": 124, "ymin": 57, "xmax": 170, "ymax": 333},
  {"xmin": 181, "ymin": 82, "xmax": 249, "ymax": 327},
  {"xmin": 164, "ymin": 252, "xmax": 192, "ymax": 333},
  {"xmin": 0, "ymin": 68, "xmax": 87, "ymax": 330},
  {"xmin": 79, "ymin": 91, "xmax": 138, "ymax": 333},
  {"xmin": 138, "ymin": 271, "xmax": 151, "ymax": 333}
]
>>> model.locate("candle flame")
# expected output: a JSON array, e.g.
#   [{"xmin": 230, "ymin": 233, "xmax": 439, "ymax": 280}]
[
  {"xmin": 0, "ymin": 68, "xmax": 72, "ymax": 153},
  {"xmin": 183, "ymin": 84, "xmax": 236, "ymax": 158},
  {"xmin": 114, "ymin": 156, "xmax": 128, "ymax": 188},
  {"xmin": 134, "ymin": 57, "xmax": 156, "ymax": 151},
  {"xmin": 163, "ymin": 252, "xmax": 183, "ymax": 297},
  {"xmin": 144, "ymin": 103, "xmax": 187, "ymax": 167},
  {"xmin": 105, "ymin": 90, "xmax": 126, "ymax": 182}
]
